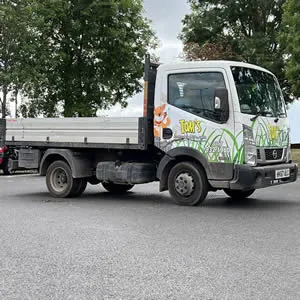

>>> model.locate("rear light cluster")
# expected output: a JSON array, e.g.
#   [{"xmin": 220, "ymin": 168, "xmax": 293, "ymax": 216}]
[{"xmin": 0, "ymin": 146, "xmax": 8, "ymax": 165}]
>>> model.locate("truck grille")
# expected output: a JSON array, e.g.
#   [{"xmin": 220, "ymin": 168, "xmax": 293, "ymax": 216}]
[
  {"xmin": 257, "ymin": 149, "xmax": 261, "ymax": 160},
  {"xmin": 265, "ymin": 148, "xmax": 283, "ymax": 161}
]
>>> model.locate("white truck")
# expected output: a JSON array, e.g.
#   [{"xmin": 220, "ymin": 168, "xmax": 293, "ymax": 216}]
[{"xmin": 0, "ymin": 55, "xmax": 298, "ymax": 205}]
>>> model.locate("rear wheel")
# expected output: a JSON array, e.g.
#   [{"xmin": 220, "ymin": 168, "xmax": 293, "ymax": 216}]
[
  {"xmin": 102, "ymin": 182, "xmax": 134, "ymax": 194},
  {"xmin": 2, "ymin": 162, "xmax": 10, "ymax": 175},
  {"xmin": 223, "ymin": 189, "xmax": 255, "ymax": 200},
  {"xmin": 46, "ymin": 160, "xmax": 79, "ymax": 198},
  {"xmin": 70, "ymin": 178, "xmax": 87, "ymax": 197},
  {"xmin": 168, "ymin": 162, "xmax": 208, "ymax": 206}
]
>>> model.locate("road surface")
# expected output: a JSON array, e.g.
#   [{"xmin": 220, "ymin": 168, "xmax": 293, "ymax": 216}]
[{"xmin": 0, "ymin": 174, "xmax": 299, "ymax": 299}]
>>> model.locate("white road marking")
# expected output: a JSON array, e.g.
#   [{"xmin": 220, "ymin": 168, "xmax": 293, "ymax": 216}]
[{"xmin": 0, "ymin": 174, "xmax": 39, "ymax": 179}]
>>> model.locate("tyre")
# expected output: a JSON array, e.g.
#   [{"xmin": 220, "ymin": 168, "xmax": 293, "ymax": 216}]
[
  {"xmin": 70, "ymin": 178, "xmax": 87, "ymax": 197},
  {"xmin": 88, "ymin": 176, "xmax": 101, "ymax": 185},
  {"xmin": 168, "ymin": 162, "xmax": 208, "ymax": 206},
  {"xmin": 46, "ymin": 160, "xmax": 78, "ymax": 198},
  {"xmin": 2, "ymin": 163, "xmax": 10, "ymax": 175},
  {"xmin": 223, "ymin": 189, "xmax": 255, "ymax": 200},
  {"xmin": 102, "ymin": 182, "xmax": 134, "ymax": 194}
]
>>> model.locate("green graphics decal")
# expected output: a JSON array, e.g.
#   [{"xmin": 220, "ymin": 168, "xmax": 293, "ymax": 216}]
[
  {"xmin": 252, "ymin": 119, "xmax": 289, "ymax": 148},
  {"xmin": 157, "ymin": 118, "xmax": 244, "ymax": 164},
  {"xmin": 154, "ymin": 106, "xmax": 289, "ymax": 165}
]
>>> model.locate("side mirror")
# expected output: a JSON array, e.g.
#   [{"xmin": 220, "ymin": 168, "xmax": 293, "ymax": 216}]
[{"xmin": 214, "ymin": 88, "xmax": 229, "ymax": 122}]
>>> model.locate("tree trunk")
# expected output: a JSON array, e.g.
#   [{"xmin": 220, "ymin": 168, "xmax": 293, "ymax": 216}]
[{"xmin": 1, "ymin": 85, "xmax": 8, "ymax": 119}]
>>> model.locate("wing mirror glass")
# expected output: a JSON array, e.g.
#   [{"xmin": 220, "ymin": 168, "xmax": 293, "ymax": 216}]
[{"xmin": 214, "ymin": 88, "xmax": 229, "ymax": 122}]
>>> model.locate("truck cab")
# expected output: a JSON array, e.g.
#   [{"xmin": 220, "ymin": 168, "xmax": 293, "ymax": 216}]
[{"xmin": 152, "ymin": 60, "xmax": 298, "ymax": 204}]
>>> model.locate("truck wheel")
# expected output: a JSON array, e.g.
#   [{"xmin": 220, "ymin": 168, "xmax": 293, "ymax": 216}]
[
  {"xmin": 70, "ymin": 178, "xmax": 87, "ymax": 197},
  {"xmin": 102, "ymin": 182, "xmax": 134, "ymax": 194},
  {"xmin": 168, "ymin": 162, "xmax": 208, "ymax": 206},
  {"xmin": 88, "ymin": 177, "xmax": 101, "ymax": 185},
  {"xmin": 2, "ymin": 163, "xmax": 10, "ymax": 175},
  {"xmin": 46, "ymin": 160, "xmax": 79, "ymax": 198},
  {"xmin": 223, "ymin": 189, "xmax": 255, "ymax": 200}
]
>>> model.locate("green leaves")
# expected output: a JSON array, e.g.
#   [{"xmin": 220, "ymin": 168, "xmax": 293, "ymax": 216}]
[
  {"xmin": 279, "ymin": 0, "xmax": 300, "ymax": 98},
  {"xmin": 0, "ymin": 0, "xmax": 157, "ymax": 117},
  {"xmin": 0, "ymin": 0, "xmax": 33, "ymax": 117},
  {"xmin": 25, "ymin": 0, "xmax": 157, "ymax": 117}
]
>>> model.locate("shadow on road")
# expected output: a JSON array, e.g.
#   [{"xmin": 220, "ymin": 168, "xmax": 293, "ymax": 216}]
[
  {"xmin": 12, "ymin": 190, "xmax": 174, "ymax": 206},
  {"xmin": 8, "ymin": 189, "xmax": 299, "ymax": 210},
  {"xmin": 203, "ymin": 196, "xmax": 299, "ymax": 210}
]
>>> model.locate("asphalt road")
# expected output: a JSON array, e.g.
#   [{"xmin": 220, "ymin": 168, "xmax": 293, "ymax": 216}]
[{"xmin": 0, "ymin": 174, "xmax": 299, "ymax": 300}]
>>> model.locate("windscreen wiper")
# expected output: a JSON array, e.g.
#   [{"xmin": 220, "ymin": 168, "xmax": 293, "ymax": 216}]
[
  {"xmin": 274, "ymin": 112, "xmax": 285, "ymax": 123},
  {"xmin": 250, "ymin": 112, "xmax": 262, "ymax": 122},
  {"xmin": 250, "ymin": 110, "xmax": 272, "ymax": 121}
]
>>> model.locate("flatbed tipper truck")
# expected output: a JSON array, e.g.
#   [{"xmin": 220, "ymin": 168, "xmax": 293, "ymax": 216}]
[{"xmin": 0, "ymin": 55, "xmax": 298, "ymax": 205}]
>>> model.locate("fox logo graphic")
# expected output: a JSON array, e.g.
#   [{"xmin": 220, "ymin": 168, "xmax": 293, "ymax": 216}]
[{"xmin": 154, "ymin": 104, "xmax": 171, "ymax": 138}]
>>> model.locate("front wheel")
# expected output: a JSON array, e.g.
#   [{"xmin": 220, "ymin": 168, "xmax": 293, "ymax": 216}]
[
  {"xmin": 223, "ymin": 189, "xmax": 255, "ymax": 200},
  {"xmin": 168, "ymin": 162, "xmax": 208, "ymax": 206},
  {"xmin": 102, "ymin": 182, "xmax": 134, "ymax": 194}
]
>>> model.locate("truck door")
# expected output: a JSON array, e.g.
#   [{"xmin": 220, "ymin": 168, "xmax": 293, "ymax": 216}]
[{"xmin": 154, "ymin": 68, "xmax": 237, "ymax": 181}]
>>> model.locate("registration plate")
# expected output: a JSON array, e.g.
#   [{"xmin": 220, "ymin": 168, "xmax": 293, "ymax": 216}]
[{"xmin": 275, "ymin": 169, "xmax": 290, "ymax": 179}]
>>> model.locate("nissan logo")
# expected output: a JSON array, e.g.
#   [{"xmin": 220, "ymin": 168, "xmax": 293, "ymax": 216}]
[{"xmin": 272, "ymin": 150, "xmax": 278, "ymax": 160}]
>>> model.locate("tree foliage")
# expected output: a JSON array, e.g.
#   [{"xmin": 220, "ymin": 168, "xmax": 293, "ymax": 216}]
[
  {"xmin": 180, "ymin": 0, "xmax": 295, "ymax": 103},
  {"xmin": 279, "ymin": 0, "xmax": 300, "ymax": 98},
  {"xmin": 1, "ymin": 0, "xmax": 157, "ymax": 118},
  {"xmin": 183, "ymin": 42, "xmax": 236, "ymax": 61},
  {"xmin": 25, "ymin": 0, "xmax": 157, "ymax": 117},
  {"xmin": 0, "ymin": 0, "xmax": 32, "ymax": 118}
]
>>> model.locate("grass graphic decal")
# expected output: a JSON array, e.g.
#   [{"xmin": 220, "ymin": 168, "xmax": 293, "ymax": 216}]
[
  {"xmin": 158, "ymin": 117, "xmax": 288, "ymax": 165},
  {"xmin": 252, "ymin": 119, "xmax": 288, "ymax": 147}
]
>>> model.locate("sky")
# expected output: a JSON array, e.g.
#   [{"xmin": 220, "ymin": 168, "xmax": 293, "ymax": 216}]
[{"xmin": 287, "ymin": 101, "xmax": 300, "ymax": 143}]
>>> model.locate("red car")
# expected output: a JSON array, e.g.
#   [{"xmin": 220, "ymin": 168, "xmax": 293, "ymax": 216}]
[{"xmin": 0, "ymin": 146, "xmax": 9, "ymax": 175}]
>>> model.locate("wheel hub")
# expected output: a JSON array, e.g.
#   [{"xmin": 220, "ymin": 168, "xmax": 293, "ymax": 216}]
[
  {"xmin": 52, "ymin": 168, "xmax": 68, "ymax": 191},
  {"xmin": 175, "ymin": 173, "xmax": 195, "ymax": 197}
]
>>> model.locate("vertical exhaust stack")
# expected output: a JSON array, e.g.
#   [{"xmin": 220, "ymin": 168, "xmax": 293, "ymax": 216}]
[
  {"xmin": 139, "ymin": 54, "xmax": 160, "ymax": 150},
  {"xmin": 143, "ymin": 54, "xmax": 150, "ymax": 118}
]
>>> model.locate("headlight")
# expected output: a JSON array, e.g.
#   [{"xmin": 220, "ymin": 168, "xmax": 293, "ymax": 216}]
[{"xmin": 243, "ymin": 125, "xmax": 257, "ymax": 166}]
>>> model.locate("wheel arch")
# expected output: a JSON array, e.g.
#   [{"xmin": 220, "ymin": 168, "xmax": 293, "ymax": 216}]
[
  {"xmin": 157, "ymin": 147, "xmax": 209, "ymax": 192},
  {"xmin": 40, "ymin": 149, "xmax": 92, "ymax": 178}
]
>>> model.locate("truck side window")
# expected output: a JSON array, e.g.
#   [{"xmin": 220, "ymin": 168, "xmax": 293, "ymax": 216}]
[{"xmin": 168, "ymin": 72, "xmax": 226, "ymax": 122}]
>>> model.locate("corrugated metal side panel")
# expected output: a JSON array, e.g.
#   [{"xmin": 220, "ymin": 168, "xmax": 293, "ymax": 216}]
[{"xmin": 6, "ymin": 117, "xmax": 140, "ymax": 145}]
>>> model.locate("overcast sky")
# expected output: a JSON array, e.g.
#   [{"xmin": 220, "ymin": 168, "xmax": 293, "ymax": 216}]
[{"xmin": 287, "ymin": 101, "xmax": 300, "ymax": 143}]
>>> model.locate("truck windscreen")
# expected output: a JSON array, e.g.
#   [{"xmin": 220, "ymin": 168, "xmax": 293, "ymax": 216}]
[{"xmin": 231, "ymin": 66, "xmax": 286, "ymax": 118}]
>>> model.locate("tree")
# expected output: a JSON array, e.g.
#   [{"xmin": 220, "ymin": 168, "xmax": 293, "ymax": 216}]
[
  {"xmin": 279, "ymin": 0, "xmax": 300, "ymax": 98},
  {"xmin": 183, "ymin": 42, "xmax": 237, "ymax": 61},
  {"xmin": 180, "ymin": 0, "xmax": 294, "ymax": 103},
  {"xmin": 0, "ymin": 1, "xmax": 32, "ymax": 118},
  {"xmin": 24, "ymin": 0, "xmax": 157, "ymax": 117}
]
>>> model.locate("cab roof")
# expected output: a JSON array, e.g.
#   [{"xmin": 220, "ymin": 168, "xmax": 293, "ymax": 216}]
[{"xmin": 158, "ymin": 60, "xmax": 273, "ymax": 76}]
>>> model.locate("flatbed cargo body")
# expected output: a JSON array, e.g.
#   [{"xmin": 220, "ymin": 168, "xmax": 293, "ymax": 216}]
[{"xmin": 4, "ymin": 117, "xmax": 141, "ymax": 149}]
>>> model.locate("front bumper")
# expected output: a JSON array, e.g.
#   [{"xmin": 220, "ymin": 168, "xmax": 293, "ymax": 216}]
[{"xmin": 229, "ymin": 161, "xmax": 298, "ymax": 191}]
